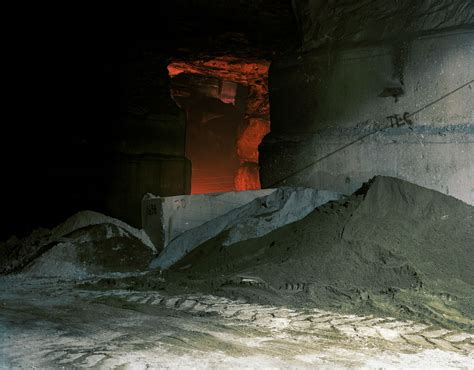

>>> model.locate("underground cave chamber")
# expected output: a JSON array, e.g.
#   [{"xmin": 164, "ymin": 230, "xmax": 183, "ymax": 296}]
[{"xmin": 168, "ymin": 58, "xmax": 271, "ymax": 194}]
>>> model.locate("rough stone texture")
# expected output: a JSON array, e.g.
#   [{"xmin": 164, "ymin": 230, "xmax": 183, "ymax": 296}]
[
  {"xmin": 293, "ymin": 0, "xmax": 474, "ymax": 50},
  {"xmin": 141, "ymin": 189, "xmax": 276, "ymax": 252},
  {"xmin": 168, "ymin": 57, "xmax": 271, "ymax": 191},
  {"xmin": 237, "ymin": 118, "xmax": 271, "ymax": 163},
  {"xmin": 234, "ymin": 162, "xmax": 263, "ymax": 191},
  {"xmin": 105, "ymin": 56, "xmax": 192, "ymax": 227},
  {"xmin": 150, "ymin": 0, "xmax": 298, "ymax": 58},
  {"xmin": 106, "ymin": 154, "xmax": 191, "ymax": 228},
  {"xmin": 261, "ymin": 29, "xmax": 474, "ymax": 205},
  {"xmin": 168, "ymin": 58, "xmax": 270, "ymax": 116},
  {"xmin": 150, "ymin": 187, "xmax": 342, "ymax": 270},
  {"xmin": 117, "ymin": 56, "xmax": 188, "ymax": 157},
  {"xmin": 170, "ymin": 73, "xmax": 249, "ymax": 193},
  {"xmin": 0, "ymin": 211, "xmax": 155, "ymax": 276}
]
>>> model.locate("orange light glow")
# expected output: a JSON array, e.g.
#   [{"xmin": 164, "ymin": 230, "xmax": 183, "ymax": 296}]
[
  {"xmin": 237, "ymin": 118, "xmax": 271, "ymax": 163},
  {"xmin": 168, "ymin": 57, "xmax": 270, "ymax": 194},
  {"xmin": 234, "ymin": 164, "xmax": 261, "ymax": 191}
]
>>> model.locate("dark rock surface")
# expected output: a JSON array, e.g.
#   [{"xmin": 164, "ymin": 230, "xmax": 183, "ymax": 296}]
[{"xmin": 293, "ymin": 0, "xmax": 474, "ymax": 50}]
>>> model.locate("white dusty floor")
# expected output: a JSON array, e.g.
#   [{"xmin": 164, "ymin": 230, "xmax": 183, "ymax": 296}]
[{"xmin": 0, "ymin": 275, "xmax": 473, "ymax": 369}]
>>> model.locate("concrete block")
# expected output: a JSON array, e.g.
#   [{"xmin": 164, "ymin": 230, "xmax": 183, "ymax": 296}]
[{"xmin": 142, "ymin": 189, "xmax": 276, "ymax": 252}]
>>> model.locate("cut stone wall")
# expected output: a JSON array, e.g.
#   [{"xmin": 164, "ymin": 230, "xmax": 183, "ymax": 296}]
[
  {"xmin": 106, "ymin": 154, "xmax": 191, "ymax": 228},
  {"xmin": 261, "ymin": 29, "xmax": 474, "ymax": 205},
  {"xmin": 293, "ymin": 0, "xmax": 474, "ymax": 49},
  {"xmin": 104, "ymin": 55, "xmax": 191, "ymax": 227}
]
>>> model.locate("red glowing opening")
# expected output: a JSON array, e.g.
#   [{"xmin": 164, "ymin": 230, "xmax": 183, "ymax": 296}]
[{"xmin": 168, "ymin": 57, "xmax": 270, "ymax": 194}]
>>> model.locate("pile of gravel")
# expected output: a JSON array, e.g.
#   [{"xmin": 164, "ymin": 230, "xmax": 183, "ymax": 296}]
[
  {"xmin": 166, "ymin": 176, "xmax": 474, "ymax": 330},
  {"xmin": 0, "ymin": 211, "xmax": 155, "ymax": 278}
]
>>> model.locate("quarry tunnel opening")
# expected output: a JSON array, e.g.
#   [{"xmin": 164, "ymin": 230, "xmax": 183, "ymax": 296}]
[{"xmin": 168, "ymin": 58, "xmax": 271, "ymax": 194}]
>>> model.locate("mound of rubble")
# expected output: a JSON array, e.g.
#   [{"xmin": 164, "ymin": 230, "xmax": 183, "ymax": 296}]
[
  {"xmin": 0, "ymin": 211, "xmax": 155, "ymax": 278},
  {"xmin": 161, "ymin": 177, "xmax": 474, "ymax": 330}
]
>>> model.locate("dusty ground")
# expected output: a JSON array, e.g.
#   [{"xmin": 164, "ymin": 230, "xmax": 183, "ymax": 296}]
[{"xmin": 1, "ymin": 274, "xmax": 472, "ymax": 369}]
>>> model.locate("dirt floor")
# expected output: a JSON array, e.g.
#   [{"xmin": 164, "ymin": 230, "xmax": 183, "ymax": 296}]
[{"xmin": 1, "ymin": 274, "xmax": 473, "ymax": 369}]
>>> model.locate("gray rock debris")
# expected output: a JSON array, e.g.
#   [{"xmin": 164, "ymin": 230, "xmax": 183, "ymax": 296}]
[{"xmin": 150, "ymin": 187, "xmax": 343, "ymax": 270}]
